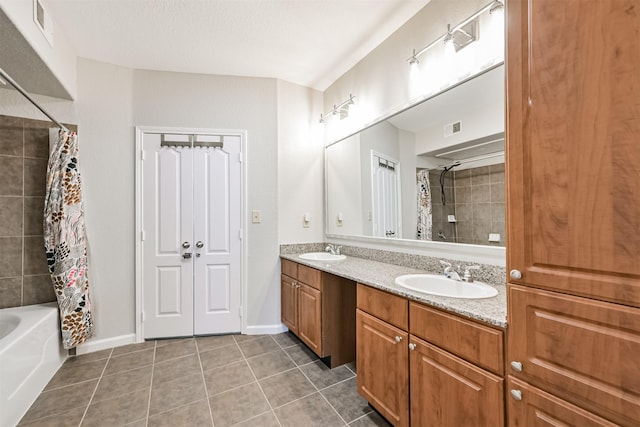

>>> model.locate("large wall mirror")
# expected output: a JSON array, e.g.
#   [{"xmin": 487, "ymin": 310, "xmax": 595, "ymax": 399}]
[{"xmin": 326, "ymin": 64, "xmax": 505, "ymax": 248}]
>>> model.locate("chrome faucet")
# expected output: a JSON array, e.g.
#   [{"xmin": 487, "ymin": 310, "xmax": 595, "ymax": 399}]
[
  {"xmin": 440, "ymin": 260, "xmax": 461, "ymax": 280},
  {"xmin": 325, "ymin": 244, "xmax": 342, "ymax": 255}
]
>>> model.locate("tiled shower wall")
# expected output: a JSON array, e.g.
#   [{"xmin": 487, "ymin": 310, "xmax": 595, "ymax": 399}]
[
  {"xmin": 453, "ymin": 164, "xmax": 505, "ymax": 246},
  {"xmin": 0, "ymin": 115, "xmax": 76, "ymax": 308},
  {"xmin": 427, "ymin": 164, "xmax": 505, "ymax": 246}
]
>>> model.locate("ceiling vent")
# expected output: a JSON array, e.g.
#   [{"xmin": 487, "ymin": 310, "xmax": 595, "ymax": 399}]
[
  {"xmin": 33, "ymin": 0, "xmax": 54, "ymax": 47},
  {"xmin": 444, "ymin": 121, "xmax": 462, "ymax": 137}
]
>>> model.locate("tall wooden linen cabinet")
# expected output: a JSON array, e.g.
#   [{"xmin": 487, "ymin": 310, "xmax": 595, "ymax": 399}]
[{"xmin": 505, "ymin": 0, "xmax": 640, "ymax": 426}]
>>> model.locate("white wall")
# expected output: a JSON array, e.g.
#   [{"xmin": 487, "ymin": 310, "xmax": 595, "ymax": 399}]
[
  {"xmin": 276, "ymin": 80, "xmax": 324, "ymax": 244},
  {"xmin": 0, "ymin": 88, "xmax": 76, "ymax": 122},
  {"xmin": 75, "ymin": 58, "xmax": 135, "ymax": 342},
  {"xmin": 326, "ymin": 134, "xmax": 362, "ymax": 235},
  {"xmin": 132, "ymin": 69, "xmax": 280, "ymax": 330}
]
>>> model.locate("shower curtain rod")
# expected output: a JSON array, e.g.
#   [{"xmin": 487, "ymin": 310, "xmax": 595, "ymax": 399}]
[{"xmin": 0, "ymin": 67, "xmax": 69, "ymax": 132}]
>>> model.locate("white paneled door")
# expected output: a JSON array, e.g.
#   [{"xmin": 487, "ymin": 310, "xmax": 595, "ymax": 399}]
[{"xmin": 141, "ymin": 131, "xmax": 242, "ymax": 339}]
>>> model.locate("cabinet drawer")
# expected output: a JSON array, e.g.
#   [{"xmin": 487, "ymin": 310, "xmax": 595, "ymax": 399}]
[
  {"xmin": 298, "ymin": 264, "xmax": 321, "ymax": 289},
  {"xmin": 410, "ymin": 302, "xmax": 504, "ymax": 376},
  {"xmin": 508, "ymin": 284, "xmax": 640, "ymax": 426},
  {"xmin": 281, "ymin": 259, "xmax": 297, "ymax": 278},
  {"xmin": 507, "ymin": 376, "xmax": 617, "ymax": 427},
  {"xmin": 357, "ymin": 284, "xmax": 408, "ymax": 330}
]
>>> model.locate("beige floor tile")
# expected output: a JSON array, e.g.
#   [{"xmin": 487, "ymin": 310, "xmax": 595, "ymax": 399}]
[
  {"xmin": 44, "ymin": 359, "xmax": 107, "ymax": 391},
  {"xmin": 199, "ymin": 343, "xmax": 243, "ymax": 371},
  {"xmin": 246, "ymin": 349, "xmax": 296, "ymax": 379},
  {"xmin": 237, "ymin": 336, "xmax": 280, "ymax": 358},
  {"xmin": 348, "ymin": 411, "xmax": 392, "ymax": 426},
  {"xmin": 196, "ymin": 334, "xmax": 236, "ymax": 352},
  {"xmin": 147, "ymin": 399, "xmax": 213, "ymax": 427},
  {"xmin": 154, "ymin": 338, "xmax": 197, "ymax": 362},
  {"xmin": 234, "ymin": 410, "xmax": 280, "ymax": 427},
  {"xmin": 274, "ymin": 393, "xmax": 345, "ymax": 427},
  {"xmin": 153, "ymin": 353, "xmax": 201, "ymax": 385},
  {"xmin": 81, "ymin": 388, "xmax": 150, "ymax": 427},
  {"xmin": 92, "ymin": 365, "xmax": 152, "ymax": 403},
  {"xmin": 18, "ymin": 405, "xmax": 86, "ymax": 427},
  {"xmin": 111, "ymin": 340, "xmax": 156, "ymax": 356},
  {"xmin": 149, "ymin": 372, "xmax": 207, "ymax": 416},
  {"xmin": 203, "ymin": 360, "xmax": 255, "ymax": 395},
  {"xmin": 259, "ymin": 368, "xmax": 316, "ymax": 408},
  {"xmin": 300, "ymin": 360, "xmax": 354, "ymax": 389},
  {"xmin": 321, "ymin": 377, "xmax": 371, "ymax": 423},
  {"xmin": 283, "ymin": 343, "xmax": 319, "ymax": 366},
  {"xmin": 208, "ymin": 382, "xmax": 270, "ymax": 427},
  {"xmin": 103, "ymin": 348, "xmax": 154, "ymax": 376},
  {"xmin": 20, "ymin": 380, "xmax": 97, "ymax": 424}
]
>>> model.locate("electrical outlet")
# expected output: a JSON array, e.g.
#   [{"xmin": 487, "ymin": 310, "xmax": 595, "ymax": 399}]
[{"xmin": 252, "ymin": 210, "xmax": 261, "ymax": 223}]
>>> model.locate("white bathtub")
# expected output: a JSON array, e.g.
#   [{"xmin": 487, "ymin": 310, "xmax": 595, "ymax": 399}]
[{"xmin": 0, "ymin": 303, "xmax": 67, "ymax": 427}]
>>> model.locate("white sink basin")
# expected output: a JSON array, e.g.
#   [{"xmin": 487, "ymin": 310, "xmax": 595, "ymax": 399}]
[
  {"xmin": 395, "ymin": 274, "xmax": 498, "ymax": 299},
  {"xmin": 299, "ymin": 252, "xmax": 347, "ymax": 262}
]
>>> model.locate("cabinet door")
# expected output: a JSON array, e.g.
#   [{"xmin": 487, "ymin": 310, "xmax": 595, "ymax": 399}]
[
  {"xmin": 508, "ymin": 285, "xmax": 640, "ymax": 426},
  {"xmin": 356, "ymin": 309, "xmax": 409, "ymax": 427},
  {"xmin": 298, "ymin": 282, "xmax": 322, "ymax": 355},
  {"xmin": 281, "ymin": 274, "xmax": 298, "ymax": 335},
  {"xmin": 507, "ymin": 376, "xmax": 617, "ymax": 427},
  {"xmin": 409, "ymin": 335, "xmax": 503, "ymax": 427},
  {"xmin": 506, "ymin": 0, "xmax": 640, "ymax": 305}
]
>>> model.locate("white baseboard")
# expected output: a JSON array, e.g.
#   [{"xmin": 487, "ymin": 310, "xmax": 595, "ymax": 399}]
[
  {"xmin": 75, "ymin": 333, "xmax": 137, "ymax": 355},
  {"xmin": 244, "ymin": 324, "xmax": 288, "ymax": 335}
]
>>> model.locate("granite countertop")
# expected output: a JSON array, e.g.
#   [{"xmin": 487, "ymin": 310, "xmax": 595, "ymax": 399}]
[{"xmin": 280, "ymin": 253, "xmax": 507, "ymax": 328}]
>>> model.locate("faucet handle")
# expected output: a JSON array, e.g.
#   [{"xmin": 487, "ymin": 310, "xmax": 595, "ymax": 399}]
[
  {"xmin": 335, "ymin": 245, "xmax": 343, "ymax": 255},
  {"xmin": 439, "ymin": 260, "xmax": 452, "ymax": 268},
  {"xmin": 462, "ymin": 265, "xmax": 480, "ymax": 282}
]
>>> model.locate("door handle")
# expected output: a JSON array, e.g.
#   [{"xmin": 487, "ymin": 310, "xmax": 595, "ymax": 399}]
[
  {"xmin": 195, "ymin": 241, "xmax": 204, "ymax": 248},
  {"xmin": 182, "ymin": 242, "xmax": 191, "ymax": 249},
  {"xmin": 182, "ymin": 252, "xmax": 192, "ymax": 259}
]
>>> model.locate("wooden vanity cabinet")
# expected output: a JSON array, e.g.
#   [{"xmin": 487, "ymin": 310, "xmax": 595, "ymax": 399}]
[
  {"xmin": 506, "ymin": 0, "xmax": 640, "ymax": 425},
  {"xmin": 409, "ymin": 336, "xmax": 504, "ymax": 427},
  {"xmin": 280, "ymin": 259, "xmax": 356, "ymax": 367},
  {"xmin": 356, "ymin": 284, "xmax": 505, "ymax": 426},
  {"xmin": 356, "ymin": 286, "xmax": 410, "ymax": 427}
]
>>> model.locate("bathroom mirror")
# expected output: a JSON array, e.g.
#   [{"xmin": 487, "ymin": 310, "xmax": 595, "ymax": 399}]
[{"xmin": 326, "ymin": 64, "xmax": 505, "ymax": 247}]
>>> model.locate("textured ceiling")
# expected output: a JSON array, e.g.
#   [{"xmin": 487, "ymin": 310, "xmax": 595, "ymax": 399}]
[{"xmin": 46, "ymin": 0, "xmax": 430, "ymax": 91}]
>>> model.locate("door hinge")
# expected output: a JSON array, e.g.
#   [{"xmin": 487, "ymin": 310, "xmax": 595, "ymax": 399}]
[
  {"xmin": 141, "ymin": 230, "xmax": 145, "ymax": 241},
  {"xmin": 238, "ymin": 229, "xmax": 243, "ymax": 240},
  {"xmin": 141, "ymin": 312, "xmax": 145, "ymax": 322}
]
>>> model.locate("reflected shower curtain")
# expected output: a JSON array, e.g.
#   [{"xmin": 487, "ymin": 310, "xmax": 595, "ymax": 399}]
[
  {"xmin": 416, "ymin": 169, "xmax": 432, "ymax": 240},
  {"xmin": 44, "ymin": 130, "xmax": 94, "ymax": 349}
]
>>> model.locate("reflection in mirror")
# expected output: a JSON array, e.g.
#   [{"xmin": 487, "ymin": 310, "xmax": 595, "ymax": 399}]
[{"xmin": 326, "ymin": 64, "xmax": 505, "ymax": 247}]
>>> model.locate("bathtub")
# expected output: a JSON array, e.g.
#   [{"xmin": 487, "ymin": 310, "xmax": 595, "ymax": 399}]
[{"xmin": 0, "ymin": 303, "xmax": 67, "ymax": 427}]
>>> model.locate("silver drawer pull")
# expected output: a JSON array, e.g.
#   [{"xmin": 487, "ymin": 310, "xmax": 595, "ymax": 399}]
[
  {"xmin": 408, "ymin": 343, "xmax": 416, "ymax": 351},
  {"xmin": 395, "ymin": 336, "xmax": 403, "ymax": 343},
  {"xmin": 510, "ymin": 269, "xmax": 522, "ymax": 280},
  {"xmin": 510, "ymin": 361, "xmax": 523, "ymax": 372},
  {"xmin": 510, "ymin": 389, "xmax": 523, "ymax": 401}
]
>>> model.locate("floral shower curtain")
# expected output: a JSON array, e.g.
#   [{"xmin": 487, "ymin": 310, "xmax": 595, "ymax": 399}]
[
  {"xmin": 416, "ymin": 169, "xmax": 432, "ymax": 240},
  {"xmin": 44, "ymin": 130, "xmax": 94, "ymax": 349}
]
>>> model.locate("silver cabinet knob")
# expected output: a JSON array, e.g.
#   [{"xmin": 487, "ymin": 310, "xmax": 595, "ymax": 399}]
[
  {"xmin": 395, "ymin": 336, "xmax": 403, "ymax": 343},
  {"xmin": 195, "ymin": 241, "xmax": 204, "ymax": 248},
  {"xmin": 408, "ymin": 343, "xmax": 416, "ymax": 351},
  {"xmin": 182, "ymin": 242, "xmax": 191, "ymax": 249},
  {"xmin": 510, "ymin": 269, "xmax": 522, "ymax": 280},
  {"xmin": 510, "ymin": 361, "xmax": 523, "ymax": 372},
  {"xmin": 510, "ymin": 390, "xmax": 523, "ymax": 401}
]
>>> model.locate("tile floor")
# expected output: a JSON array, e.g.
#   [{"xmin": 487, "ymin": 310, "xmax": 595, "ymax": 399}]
[{"xmin": 19, "ymin": 333, "xmax": 392, "ymax": 426}]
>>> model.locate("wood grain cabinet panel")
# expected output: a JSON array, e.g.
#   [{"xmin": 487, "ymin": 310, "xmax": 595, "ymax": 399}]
[
  {"xmin": 410, "ymin": 302, "xmax": 504, "ymax": 376},
  {"xmin": 507, "ymin": 376, "xmax": 618, "ymax": 427},
  {"xmin": 506, "ymin": 0, "xmax": 640, "ymax": 306},
  {"xmin": 356, "ymin": 309, "xmax": 409, "ymax": 427},
  {"xmin": 298, "ymin": 283, "xmax": 322, "ymax": 355},
  {"xmin": 357, "ymin": 283, "xmax": 408, "ymax": 330},
  {"xmin": 281, "ymin": 259, "xmax": 297, "ymax": 279},
  {"xmin": 508, "ymin": 285, "xmax": 640, "ymax": 426},
  {"xmin": 409, "ymin": 335, "xmax": 504, "ymax": 427},
  {"xmin": 280, "ymin": 274, "xmax": 298, "ymax": 335}
]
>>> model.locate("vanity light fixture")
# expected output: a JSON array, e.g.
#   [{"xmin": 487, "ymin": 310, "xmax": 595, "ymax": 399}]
[
  {"xmin": 319, "ymin": 94, "xmax": 356, "ymax": 123},
  {"xmin": 407, "ymin": 0, "xmax": 500, "ymax": 66}
]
